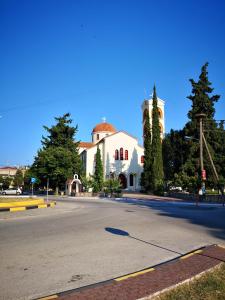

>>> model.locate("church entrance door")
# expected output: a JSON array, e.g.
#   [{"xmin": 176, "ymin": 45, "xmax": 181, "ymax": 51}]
[{"xmin": 119, "ymin": 173, "xmax": 127, "ymax": 189}]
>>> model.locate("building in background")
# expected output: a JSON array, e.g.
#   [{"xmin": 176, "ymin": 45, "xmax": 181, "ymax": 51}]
[{"xmin": 78, "ymin": 95, "xmax": 165, "ymax": 191}]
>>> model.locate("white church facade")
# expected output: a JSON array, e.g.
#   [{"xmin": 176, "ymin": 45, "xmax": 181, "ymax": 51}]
[{"xmin": 78, "ymin": 96, "xmax": 165, "ymax": 191}]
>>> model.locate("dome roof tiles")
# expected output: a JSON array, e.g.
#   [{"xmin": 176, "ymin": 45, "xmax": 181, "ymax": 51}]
[{"xmin": 92, "ymin": 122, "xmax": 116, "ymax": 133}]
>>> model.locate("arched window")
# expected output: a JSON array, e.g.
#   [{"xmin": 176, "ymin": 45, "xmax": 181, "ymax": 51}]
[
  {"xmin": 159, "ymin": 123, "xmax": 163, "ymax": 133},
  {"xmin": 125, "ymin": 150, "xmax": 128, "ymax": 160},
  {"xmin": 158, "ymin": 108, "xmax": 163, "ymax": 119},
  {"xmin": 141, "ymin": 155, "xmax": 144, "ymax": 163},
  {"xmin": 115, "ymin": 149, "xmax": 119, "ymax": 160},
  {"xmin": 129, "ymin": 174, "xmax": 134, "ymax": 186},
  {"xmin": 120, "ymin": 148, "xmax": 124, "ymax": 160}
]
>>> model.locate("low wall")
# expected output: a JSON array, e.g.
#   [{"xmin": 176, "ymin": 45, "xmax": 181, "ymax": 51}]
[{"xmin": 168, "ymin": 192, "xmax": 225, "ymax": 203}]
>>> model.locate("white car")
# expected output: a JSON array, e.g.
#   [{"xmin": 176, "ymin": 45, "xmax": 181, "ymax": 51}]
[
  {"xmin": 169, "ymin": 186, "xmax": 182, "ymax": 192},
  {"xmin": 1, "ymin": 188, "xmax": 22, "ymax": 195}
]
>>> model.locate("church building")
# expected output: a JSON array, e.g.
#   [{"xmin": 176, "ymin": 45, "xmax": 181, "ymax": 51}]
[{"xmin": 78, "ymin": 96, "xmax": 165, "ymax": 191}]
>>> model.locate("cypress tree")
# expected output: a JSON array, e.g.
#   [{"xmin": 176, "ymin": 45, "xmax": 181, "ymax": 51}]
[
  {"xmin": 93, "ymin": 147, "xmax": 104, "ymax": 192},
  {"xmin": 142, "ymin": 109, "xmax": 152, "ymax": 192},
  {"xmin": 151, "ymin": 85, "xmax": 164, "ymax": 191}
]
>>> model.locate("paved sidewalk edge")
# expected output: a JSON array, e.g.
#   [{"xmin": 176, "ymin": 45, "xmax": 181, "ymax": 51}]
[{"xmin": 36, "ymin": 244, "xmax": 218, "ymax": 300}]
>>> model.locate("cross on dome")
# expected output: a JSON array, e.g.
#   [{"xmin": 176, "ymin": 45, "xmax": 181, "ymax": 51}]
[{"xmin": 102, "ymin": 117, "xmax": 106, "ymax": 123}]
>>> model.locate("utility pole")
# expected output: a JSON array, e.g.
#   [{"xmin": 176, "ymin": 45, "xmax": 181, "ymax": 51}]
[
  {"xmin": 196, "ymin": 113, "xmax": 206, "ymax": 175},
  {"xmin": 195, "ymin": 113, "xmax": 206, "ymax": 206}
]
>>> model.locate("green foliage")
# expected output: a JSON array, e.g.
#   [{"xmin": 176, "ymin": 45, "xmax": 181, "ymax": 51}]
[
  {"xmin": 0, "ymin": 176, "xmax": 12, "ymax": 190},
  {"xmin": 157, "ymin": 263, "xmax": 225, "ymax": 300},
  {"xmin": 30, "ymin": 113, "xmax": 82, "ymax": 192},
  {"xmin": 184, "ymin": 63, "xmax": 224, "ymax": 186},
  {"xmin": 187, "ymin": 63, "xmax": 219, "ymax": 123},
  {"xmin": 151, "ymin": 85, "xmax": 164, "ymax": 192},
  {"xmin": 142, "ymin": 106, "xmax": 152, "ymax": 191},
  {"xmin": 23, "ymin": 168, "xmax": 37, "ymax": 190},
  {"xmin": 93, "ymin": 147, "xmax": 104, "ymax": 192},
  {"xmin": 163, "ymin": 63, "xmax": 224, "ymax": 191},
  {"xmin": 13, "ymin": 169, "xmax": 24, "ymax": 187},
  {"xmin": 81, "ymin": 176, "xmax": 93, "ymax": 192},
  {"xmin": 163, "ymin": 129, "xmax": 188, "ymax": 180},
  {"xmin": 104, "ymin": 178, "xmax": 122, "ymax": 197}
]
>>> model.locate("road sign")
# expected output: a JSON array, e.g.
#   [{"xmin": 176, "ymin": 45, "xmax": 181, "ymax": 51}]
[
  {"xmin": 31, "ymin": 177, "xmax": 37, "ymax": 183},
  {"xmin": 201, "ymin": 169, "xmax": 206, "ymax": 180}
]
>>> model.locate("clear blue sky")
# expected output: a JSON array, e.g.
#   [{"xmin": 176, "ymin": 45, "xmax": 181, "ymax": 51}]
[{"xmin": 1, "ymin": 0, "xmax": 225, "ymax": 166}]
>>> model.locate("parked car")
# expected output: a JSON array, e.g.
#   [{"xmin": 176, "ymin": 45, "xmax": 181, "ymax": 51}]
[
  {"xmin": 1, "ymin": 188, "xmax": 22, "ymax": 195},
  {"xmin": 169, "ymin": 186, "xmax": 182, "ymax": 192}
]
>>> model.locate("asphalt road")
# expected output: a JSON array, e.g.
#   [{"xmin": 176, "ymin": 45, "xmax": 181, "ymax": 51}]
[{"xmin": 0, "ymin": 197, "xmax": 225, "ymax": 300}]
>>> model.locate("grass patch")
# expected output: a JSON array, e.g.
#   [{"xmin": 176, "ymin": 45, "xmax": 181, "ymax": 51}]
[{"xmin": 154, "ymin": 263, "xmax": 225, "ymax": 300}]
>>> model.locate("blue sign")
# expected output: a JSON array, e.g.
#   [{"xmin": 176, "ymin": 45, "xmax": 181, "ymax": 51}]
[{"xmin": 31, "ymin": 177, "xmax": 37, "ymax": 183}]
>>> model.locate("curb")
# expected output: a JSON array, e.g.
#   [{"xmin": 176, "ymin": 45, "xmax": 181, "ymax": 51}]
[
  {"xmin": 35, "ymin": 244, "xmax": 225, "ymax": 300},
  {"xmin": 0, "ymin": 201, "xmax": 56, "ymax": 212}
]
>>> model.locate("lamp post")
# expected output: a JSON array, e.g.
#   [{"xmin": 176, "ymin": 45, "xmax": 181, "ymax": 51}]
[{"xmin": 46, "ymin": 177, "xmax": 49, "ymax": 202}]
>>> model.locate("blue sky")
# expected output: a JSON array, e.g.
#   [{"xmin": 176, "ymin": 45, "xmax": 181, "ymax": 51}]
[{"xmin": 1, "ymin": 0, "xmax": 225, "ymax": 166}]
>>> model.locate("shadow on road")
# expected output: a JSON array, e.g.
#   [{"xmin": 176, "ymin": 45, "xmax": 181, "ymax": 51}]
[
  {"xmin": 105, "ymin": 227, "xmax": 182, "ymax": 255},
  {"xmin": 105, "ymin": 226, "xmax": 225, "ymax": 263},
  {"xmin": 111, "ymin": 198, "xmax": 225, "ymax": 242}
]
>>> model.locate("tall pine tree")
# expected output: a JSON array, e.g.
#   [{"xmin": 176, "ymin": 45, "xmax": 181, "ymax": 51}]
[
  {"xmin": 151, "ymin": 85, "xmax": 164, "ymax": 191},
  {"xmin": 183, "ymin": 63, "xmax": 221, "ymax": 186}
]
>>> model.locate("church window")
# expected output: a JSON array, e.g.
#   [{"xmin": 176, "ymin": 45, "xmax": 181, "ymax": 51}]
[
  {"xmin": 97, "ymin": 134, "xmax": 99, "ymax": 140},
  {"xmin": 120, "ymin": 148, "xmax": 124, "ymax": 160},
  {"xmin": 141, "ymin": 155, "xmax": 144, "ymax": 163},
  {"xmin": 125, "ymin": 150, "xmax": 128, "ymax": 160},
  {"xmin": 115, "ymin": 149, "xmax": 119, "ymax": 160},
  {"xmin": 129, "ymin": 174, "xmax": 134, "ymax": 186}
]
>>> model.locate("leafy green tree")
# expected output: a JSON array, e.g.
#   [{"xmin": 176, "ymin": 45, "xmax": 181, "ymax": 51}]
[
  {"xmin": 31, "ymin": 113, "xmax": 82, "ymax": 194},
  {"xmin": 163, "ymin": 129, "xmax": 189, "ymax": 181},
  {"xmin": 104, "ymin": 178, "xmax": 121, "ymax": 197},
  {"xmin": 0, "ymin": 176, "xmax": 12, "ymax": 190},
  {"xmin": 151, "ymin": 85, "xmax": 164, "ymax": 191},
  {"xmin": 23, "ymin": 168, "xmax": 38, "ymax": 191},
  {"xmin": 184, "ymin": 63, "xmax": 222, "ymax": 186},
  {"xmin": 142, "ymin": 107, "xmax": 152, "ymax": 192},
  {"xmin": 13, "ymin": 169, "xmax": 24, "ymax": 187},
  {"xmin": 93, "ymin": 147, "xmax": 104, "ymax": 192}
]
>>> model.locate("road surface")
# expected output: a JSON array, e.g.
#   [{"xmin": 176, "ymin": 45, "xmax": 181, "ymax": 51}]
[{"xmin": 0, "ymin": 197, "xmax": 225, "ymax": 299}]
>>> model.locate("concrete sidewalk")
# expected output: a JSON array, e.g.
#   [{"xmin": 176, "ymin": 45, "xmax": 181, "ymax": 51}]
[{"xmin": 37, "ymin": 245, "xmax": 225, "ymax": 300}]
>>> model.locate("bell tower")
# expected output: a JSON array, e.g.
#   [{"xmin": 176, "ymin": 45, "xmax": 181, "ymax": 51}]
[{"xmin": 141, "ymin": 95, "xmax": 165, "ymax": 140}]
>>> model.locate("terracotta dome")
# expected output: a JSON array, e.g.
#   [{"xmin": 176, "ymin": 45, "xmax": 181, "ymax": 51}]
[{"xmin": 92, "ymin": 122, "xmax": 116, "ymax": 133}]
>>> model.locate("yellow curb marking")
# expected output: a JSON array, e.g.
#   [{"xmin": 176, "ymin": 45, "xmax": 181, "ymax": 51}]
[
  {"xmin": 181, "ymin": 249, "xmax": 203, "ymax": 260},
  {"xmin": 194, "ymin": 249, "xmax": 203, "ymax": 254},
  {"xmin": 10, "ymin": 207, "xmax": 26, "ymax": 212},
  {"xmin": 38, "ymin": 204, "xmax": 47, "ymax": 209},
  {"xmin": 115, "ymin": 268, "xmax": 155, "ymax": 281},
  {"xmin": 37, "ymin": 295, "xmax": 58, "ymax": 300},
  {"xmin": 0, "ymin": 199, "xmax": 44, "ymax": 208}
]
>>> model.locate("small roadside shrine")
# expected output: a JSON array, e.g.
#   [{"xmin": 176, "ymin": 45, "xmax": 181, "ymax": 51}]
[{"xmin": 66, "ymin": 174, "xmax": 82, "ymax": 196}]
